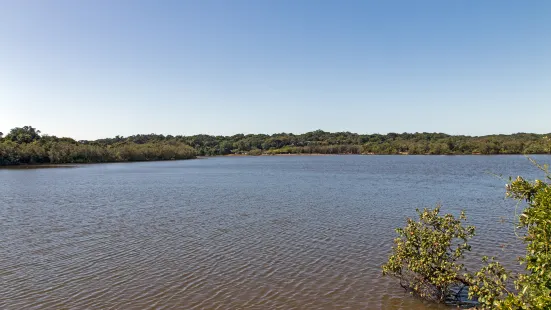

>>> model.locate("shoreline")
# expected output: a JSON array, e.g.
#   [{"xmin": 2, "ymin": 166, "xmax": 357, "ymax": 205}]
[
  {"xmin": 0, "ymin": 157, "xmax": 199, "ymax": 169},
  {"xmin": 2, "ymin": 153, "xmax": 547, "ymax": 169},
  {"xmin": 211, "ymin": 153, "xmax": 544, "ymax": 157},
  {"xmin": 0, "ymin": 163, "xmax": 80, "ymax": 169}
]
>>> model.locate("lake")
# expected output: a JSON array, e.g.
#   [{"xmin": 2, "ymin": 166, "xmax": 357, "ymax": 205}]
[{"xmin": 1, "ymin": 155, "xmax": 549, "ymax": 309}]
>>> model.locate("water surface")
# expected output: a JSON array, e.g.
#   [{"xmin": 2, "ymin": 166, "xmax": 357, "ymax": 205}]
[{"xmin": 1, "ymin": 155, "xmax": 549, "ymax": 309}]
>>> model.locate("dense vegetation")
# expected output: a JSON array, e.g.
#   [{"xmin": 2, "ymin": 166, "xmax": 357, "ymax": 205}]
[
  {"xmin": 91, "ymin": 130, "xmax": 551, "ymax": 156},
  {"xmin": 1, "ymin": 126, "xmax": 550, "ymax": 165},
  {"xmin": 0, "ymin": 126, "xmax": 196, "ymax": 165},
  {"xmin": 383, "ymin": 159, "xmax": 551, "ymax": 309}
]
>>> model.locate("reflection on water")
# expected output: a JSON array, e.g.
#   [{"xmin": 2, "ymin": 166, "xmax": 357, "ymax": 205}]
[
  {"xmin": 1, "ymin": 155, "xmax": 548, "ymax": 309},
  {"xmin": 0, "ymin": 164, "xmax": 78, "ymax": 169}
]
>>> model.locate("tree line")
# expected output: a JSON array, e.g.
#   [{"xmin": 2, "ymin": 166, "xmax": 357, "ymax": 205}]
[
  {"xmin": 1, "ymin": 126, "xmax": 550, "ymax": 165},
  {"xmin": 0, "ymin": 126, "xmax": 196, "ymax": 166},
  {"xmin": 92, "ymin": 130, "xmax": 551, "ymax": 156},
  {"xmin": 90, "ymin": 129, "xmax": 551, "ymax": 156}
]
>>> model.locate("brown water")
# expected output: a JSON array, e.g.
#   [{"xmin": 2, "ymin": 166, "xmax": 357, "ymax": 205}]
[{"xmin": 1, "ymin": 155, "xmax": 548, "ymax": 309}]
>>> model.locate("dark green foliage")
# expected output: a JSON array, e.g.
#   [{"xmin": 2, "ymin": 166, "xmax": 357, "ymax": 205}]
[
  {"xmin": 1, "ymin": 126, "xmax": 550, "ymax": 165},
  {"xmin": 82, "ymin": 130, "xmax": 551, "ymax": 156},
  {"xmin": 0, "ymin": 126, "xmax": 195, "ymax": 166},
  {"xmin": 6, "ymin": 126, "xmax": 41, "ymax": 143}
]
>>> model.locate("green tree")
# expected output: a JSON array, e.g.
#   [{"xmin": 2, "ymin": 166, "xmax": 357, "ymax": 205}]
[
  {"xmin": 382, "ymin": 206, "xmax": 475, "ymax": 303},
  {"xmin": 6, "ymin": 126, "xmax": 41, "ymax": 143},
  {"xmin": 468, "ymin": 160, "xmax": 551, "ymax": 309}
]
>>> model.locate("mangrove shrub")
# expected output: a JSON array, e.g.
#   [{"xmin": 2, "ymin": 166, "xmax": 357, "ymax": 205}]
[{"xmin": 383, "ymin": 160, "xmax": 551, "ymax": 309}]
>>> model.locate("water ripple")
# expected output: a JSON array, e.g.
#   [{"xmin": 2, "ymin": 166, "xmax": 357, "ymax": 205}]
[{"xmin": 1, "ymin": 155, "xmax": 549, "ymax": 309}]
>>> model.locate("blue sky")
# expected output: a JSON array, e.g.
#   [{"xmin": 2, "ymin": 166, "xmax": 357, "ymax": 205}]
[{"xmin": 1, "ymin": 0, "xmax": 550, "ymax": 139}]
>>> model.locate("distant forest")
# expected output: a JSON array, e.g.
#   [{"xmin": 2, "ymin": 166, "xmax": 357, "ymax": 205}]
[{"xmin": 1, "ymin": 126, "xmax": 550, "ymax": 165}]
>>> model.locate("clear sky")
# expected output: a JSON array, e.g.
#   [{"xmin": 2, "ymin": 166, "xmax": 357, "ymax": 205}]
[{"xmin": 1, "ymin": 0, "xmax": 550, "ymax": 140}]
